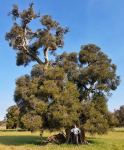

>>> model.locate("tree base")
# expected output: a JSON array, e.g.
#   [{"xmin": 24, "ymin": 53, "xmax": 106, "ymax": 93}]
[{"xmin": 41, "ymin": 133, "xmax": 88, "ymax": 145}]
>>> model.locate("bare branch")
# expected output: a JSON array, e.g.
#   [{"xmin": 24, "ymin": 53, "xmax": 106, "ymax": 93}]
[{"xmin": 44, "ymin": 47, "xmax": 49, "ymax": 66}]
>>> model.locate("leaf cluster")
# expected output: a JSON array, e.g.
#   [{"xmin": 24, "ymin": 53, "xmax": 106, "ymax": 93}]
[{"xmin": 6, "ymin": 3, "xmax": 68, "ymax": 66}]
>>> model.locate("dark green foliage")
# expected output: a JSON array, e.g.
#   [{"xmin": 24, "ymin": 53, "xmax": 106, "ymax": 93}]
[
  {"xmin": 92, "ymin": 94, "xmax": 108, "ymax": 115},
  {"xmin": 56, "ymin": 44, "xmax": 120, "ymax": 102},
  {"xmin": 14, "ymin": 65, "xmax": 81, "ymax": 131},
  {"xmin": 6, "ymin": 3, "xmax": 68, "ymax": 66},
  {"xmin": 5, "ymin": 3, "xmax": 120, "ymax": 142},
  {"xmin": 83, "ymin": 103, "xmax": 108, "ymax": 134},
  {"xmin": 114, "ymin": 105, "xmax": 124, "ymax": 127},
  {"xmin": 78, "ymin": 100, "xmax": 108, "ymax": 134},
  {"xmin": 46, "ymin": 82, "xmax": 81, "ymax": 129},
  {"xmin": 6, "ymin": 105, "xmax": 20, "ymax": 129},
  {"xmin": 78, "ymin": 44, "xmax": 120, "ymax": 97},
  {"xmin": 107, "ymin": 111, "xmax": 119, "ymax": 128},
  {"xmin": 21, "ymin": 113, "xmax": 42, "ymax": 132},
  {"xmin": 13, "ymin": 44, "xmax": 120, "ymax": 134}
]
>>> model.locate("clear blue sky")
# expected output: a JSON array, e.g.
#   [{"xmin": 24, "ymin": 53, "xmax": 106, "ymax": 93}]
[{"xmin": 0, "ymin": 0, "xmax": 124, "ymax": 120}]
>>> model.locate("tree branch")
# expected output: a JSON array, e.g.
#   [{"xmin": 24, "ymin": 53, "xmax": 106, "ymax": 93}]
[
  {"xmin": 23, "ymin": 46, "xmax": 44, "ymax": 64},
  {"xmin": 44, "ymin": 47, "xmax": 49, "ymax": 66},
  {"xmin": 22, "ymin": 26, "xmax": 44, "ymax": 65},
  {"xmin": 26, "ymin": 51, "xmax": 44, "ymax": 64}
]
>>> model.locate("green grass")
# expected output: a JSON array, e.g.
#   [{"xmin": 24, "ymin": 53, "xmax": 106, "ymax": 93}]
[{"xmin": 0, "ymin": 128, "xmax": 124, "ymax": 150}]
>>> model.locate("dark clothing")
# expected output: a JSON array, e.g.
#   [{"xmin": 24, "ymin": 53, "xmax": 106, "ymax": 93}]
[
  {"xmin": 74, "ymin": 134, "xmax": 79, "ymax": 144},
  {"xmin": 69, "ymin": 127, "xmax": 82, "ymax": 144}
]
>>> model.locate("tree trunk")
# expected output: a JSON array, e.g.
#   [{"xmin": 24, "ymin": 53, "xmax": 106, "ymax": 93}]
[
  {"xmin": 65, "ymin": 128, "xmax": 71, "ymax": 143},
  {"xmin": 80, "ymin": 127, "xmax": 88, "ymax": 144},
  {"xmin": 65, "ymin": 127, "xmax": 87, "ymax": 144}
]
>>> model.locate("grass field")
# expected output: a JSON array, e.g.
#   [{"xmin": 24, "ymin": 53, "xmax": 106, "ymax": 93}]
[{"xmin": 0, "ymin": 128, "xmax": 124, "ymax": 150}]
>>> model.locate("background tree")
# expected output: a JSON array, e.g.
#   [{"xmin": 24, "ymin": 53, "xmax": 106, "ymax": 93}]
[
  {"xmin": 5, "ymin": 3, "xmax": 68, "ymax": 67},
  {"xmin": 6, "ymin": 105, "xmax": 20, "ymax": 129},
  {"xmin": 107, "ymin": 111, "xmax": 119, "ymax": 128},
  {"xmin": 0, "ymin": 118, "xmax": 6, "ymax": 128},
  {"xmin": 114, "ymin": 105, "xmax": 124, "ymax": 127},
  {"xmin": 14, "ymin": 44, "xmax": 120, "ymax": 143}
]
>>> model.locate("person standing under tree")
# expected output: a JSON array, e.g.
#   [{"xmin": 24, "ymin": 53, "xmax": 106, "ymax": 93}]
[{"xmin": 70, "ymin": 125, "xmax": 82, "ymax": 144}]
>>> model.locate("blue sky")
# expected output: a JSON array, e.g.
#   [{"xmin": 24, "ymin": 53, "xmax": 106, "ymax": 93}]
[{"xmin": 0, "ymin": 0, "xmax": 124, "ymax": 120}]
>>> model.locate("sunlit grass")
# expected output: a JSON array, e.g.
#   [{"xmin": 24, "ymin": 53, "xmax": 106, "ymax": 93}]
[{"xmin": 0, "ymin": 128, "xmax": 124, "ymax": 150}]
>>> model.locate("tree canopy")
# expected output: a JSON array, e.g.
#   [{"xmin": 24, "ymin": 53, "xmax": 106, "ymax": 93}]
[
  {"xmin": 6, "ymin": 105, "xmax": 20, "ymax": 129},
  {"xmin": 5, "ymin": 3, "xmax": 120, "ymax": 143},
  {"xmin": 14, "ymin": 44, "xmax": 120, "ymax": 135},
  {"xmin": 5, "ymin": 3, "xmax": 68, "ymax": 67}
]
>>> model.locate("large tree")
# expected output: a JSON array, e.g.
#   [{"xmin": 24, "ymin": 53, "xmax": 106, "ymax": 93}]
[
  {"xmin": 6, "ymin": 3, "xmax": 120, "ymax": 144},
  {"xmin": 14, "ymin": 44, "xmax": 120, "ymax": 143}
]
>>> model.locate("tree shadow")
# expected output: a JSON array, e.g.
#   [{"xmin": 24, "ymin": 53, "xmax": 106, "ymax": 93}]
[
  {"xmin": 0, "ymin": 135, "xmax": 41, "ymax": 146},
  {"xmin": 0, "ymin": 129, "xmax": 16, "ymax": 132},
  {"xmin": 87, "ymin": 139, "xmax": 98, "ymax": 144},
  {"xmin": 0, "ymin": 129, "xmax": 28, "ymax": 132},
  {"xmin": 114, "ymin": 130, "xmax": 124, "ymax": 133},
  {"xmin": 0, "ymin": 131, "xmax": 99, "ymax": 146},
  {"xmin": 86, "ymin": 137, "xmax": 103, "ymax": 145}
]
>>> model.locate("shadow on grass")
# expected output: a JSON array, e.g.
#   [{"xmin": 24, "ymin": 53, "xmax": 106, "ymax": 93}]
[
  {"xmin": 0, "ymin": 129, "xmax": 17, "ymax": 132},
  {"xmin": 0, "ymin": 135, "xmax": 43, "ymax": 146},
  {"xmin": 0, "ymin": 129, "xmax": 28, "ymax": 132},
  {"xmin": 114, "ymin": 130, "xmax": 124, "ymax": 133},
  {"xmin": 87, "ymin": 139, "xmax": 99, "ymax": 144},
  {"xmin": 0, "ymin": 135, "xmax": 101, "ymax": 146},
  {"xmin": 0, "ymin": 130, "xmax": 100, "ymax": 146},
  {"xmin": 87, "ymin": 137, "xmax": 105, "ymax": 145}
]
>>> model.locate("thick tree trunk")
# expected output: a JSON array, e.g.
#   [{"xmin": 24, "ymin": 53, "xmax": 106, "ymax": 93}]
[
  {"xmin": 65, "ymin": 128, "xmax": 71, "ymax": 143},
  {"xmin": 65, "ymin": 127, "xmax": 88, "ymax": 144},
  {"xmin": 80, "ymin": 127, "xmax": 88, "ymax": 144},
  {"xmin": 40, "ymin": 129, "xmax": 44, "ymax": 138}
]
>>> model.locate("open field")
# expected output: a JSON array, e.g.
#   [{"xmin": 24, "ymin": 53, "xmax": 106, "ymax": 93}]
[{"xmin": 0, "ymin": 128, "xmax": 124, "ymax": 150}]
